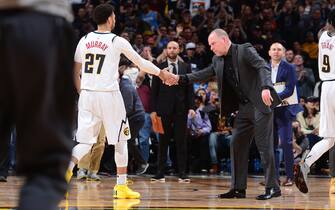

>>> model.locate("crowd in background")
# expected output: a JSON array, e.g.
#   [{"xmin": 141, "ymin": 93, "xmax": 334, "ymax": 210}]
[{"xmin": 1, "ymin": 0, "xmax": 331, "ymax": 182}]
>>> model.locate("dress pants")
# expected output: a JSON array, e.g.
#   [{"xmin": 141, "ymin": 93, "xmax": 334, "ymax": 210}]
[
  {"xmin": 273, "ymin": 107, "xmax": 294, "ymax": 180},
  {"xmin": 230, "ymin": 102, "xmax": 279, "ymax": 190},
  {"xmin": 157, "ymin": 114, "xmax": 188, "ymax": 175}
]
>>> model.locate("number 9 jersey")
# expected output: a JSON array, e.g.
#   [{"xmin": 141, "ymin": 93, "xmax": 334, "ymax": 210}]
[{"xmin": 319, "ymin": 31, "xmax": 335, "ymax": 81}]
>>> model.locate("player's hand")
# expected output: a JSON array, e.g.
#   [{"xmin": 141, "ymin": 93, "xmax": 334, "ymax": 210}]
[
  {"xmin": 261, "ymin": 89, "xmax": 273, "ymax": 107},
  {"xmin": 165, "ymin": 73, "xmax": 179, "ymax": 86},
  {"xmin": 158, "ymin": 69, "xmax": 179, "ymax": 85}
]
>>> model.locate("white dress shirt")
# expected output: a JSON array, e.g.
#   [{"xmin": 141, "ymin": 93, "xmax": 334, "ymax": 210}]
[
  {"xmin": 271, "ymin": 62, "xmax": 280, "ymax": 84},
  {"xmin": 167, "ymin": 60, "xmax": 179, "ymax": 74}
]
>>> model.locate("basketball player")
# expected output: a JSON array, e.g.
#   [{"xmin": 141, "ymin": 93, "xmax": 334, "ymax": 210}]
[
  {"xmin": 66, "ymin": 4, "xmax": 173, "ymax": 199},
  {"xmin": 295, "ymin": 10, "xmax": 335, "ymax": 194}
]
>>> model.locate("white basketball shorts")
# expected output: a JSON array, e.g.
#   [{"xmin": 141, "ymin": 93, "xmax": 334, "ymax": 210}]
[{"xmin": 76, "ymin": 90, "xmax": 131, "ymax": 145}]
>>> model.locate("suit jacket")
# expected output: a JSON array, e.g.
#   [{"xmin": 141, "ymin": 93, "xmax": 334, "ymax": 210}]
[
  {"xmin": 151, "ymin": 61, "xmax": 194, "ymax": 116},
  {"xmin": 180, "ymin": 43, "xmax": 281, "ymax": 116},
  {"xmin": 271, "ymin": 60, "xmax": 303, "ymax": 120}
]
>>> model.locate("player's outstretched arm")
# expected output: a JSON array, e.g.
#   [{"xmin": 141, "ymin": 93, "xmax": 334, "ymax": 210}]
[{"xmin": 116, "ymin": 36, "xmax": 161, "ymax": 76}]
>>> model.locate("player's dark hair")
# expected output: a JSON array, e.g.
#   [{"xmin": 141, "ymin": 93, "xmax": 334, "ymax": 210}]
[
  {"xmin": 93, "ymin": 4, "xmax": 115, "ymax": 25},
  {"xmin": 327, "ymin": 9, "xmax": 335, "ymax": 27}
]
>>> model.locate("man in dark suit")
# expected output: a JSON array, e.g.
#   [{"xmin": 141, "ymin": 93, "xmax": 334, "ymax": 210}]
[
  {"xmin": 268, "ymin": 43, "xmax": 302, "ymax": 186},
  {"xmin": 150, "ymin": 41, "xmax": 194, "ymax": 182},
  {"xmin": 169, "ymin": 29, "xmax": 282, "ymax": 199}
]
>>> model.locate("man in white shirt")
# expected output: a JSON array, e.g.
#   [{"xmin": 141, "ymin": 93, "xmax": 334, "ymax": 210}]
[
  {"xmin": 269, "ymin": 42, "xmax": 300, "ymax": 187},
  {"xmin": 66, "ymin": 4, "xmax": 174, "ymax": 199}
]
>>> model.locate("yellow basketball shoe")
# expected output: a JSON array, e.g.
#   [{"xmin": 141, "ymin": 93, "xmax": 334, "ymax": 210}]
[
  {"xmin": 65, "ymin": 169, "xmax": 73, "ymax": 183},
  {"xmin": 64, "ymin": 191, "xmax": 70, "ymax": 210},
  {"xmin": 113, "ymin": 184, "xmax": 141, "ymax": 199},
  {"xmin": 330, "ymin": 177, "xmax": 335, "ymax": 194},
  {"xmin": 113, "ymin": 199, "xmax": 140, "ymax": 210}
]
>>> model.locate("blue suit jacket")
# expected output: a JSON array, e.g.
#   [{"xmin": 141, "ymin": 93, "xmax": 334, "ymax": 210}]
[{"xmin": 270, "ymin": 60, "xmax": 303, "ymax": 120}]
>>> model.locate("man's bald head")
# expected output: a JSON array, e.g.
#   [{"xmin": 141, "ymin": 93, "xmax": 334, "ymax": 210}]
[
  {"xmin": 269, "ymin": 42, "xmax": 285, "ymax": 63},
  {"xmin": 210, "ymin": 29, "xmax": 229, "ymax": 38},
  {"xmin": 208, "ymin": 29, "xmax": 231, "ymax": 56}
]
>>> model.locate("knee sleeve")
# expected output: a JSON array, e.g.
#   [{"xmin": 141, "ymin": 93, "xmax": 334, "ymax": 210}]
[
  {"xmin": 115, "ymin": 141, "xmax": 128, "ymax": 167},
  {"xmin": 72, "ymin": 143, "xmax": 93, "ymax": 163}
]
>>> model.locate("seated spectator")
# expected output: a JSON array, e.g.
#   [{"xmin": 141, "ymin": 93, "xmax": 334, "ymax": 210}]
[
  {"xmin": 140, "ymin": 3, "xmax": 160, "ymax": 31},
  {"xmin": 155, "ymin": 25, "xmax": 169, "ymax": 50},
  {"xmin": 293, "ymin": 54, "xmax": 315, "ymax": 98},
  {"xmin": 208, "ymin": 116, "xmax": 233, "ymax": 174},
  {"xmin": 285, "ymin": 49, "xmax": 295, "ymax": 64},
  {"xmin": 292, "ymin": 120, "xmax": 309, "ymax": 160},
  {"xmin": 195, "ymin": 88, "xmax": 208, "ymax": 105},
  {"xmin": 136, "ymin": 72, "xmax": 153, "ymax": 165},
  {"xmin": 133, "ymin": 33, "xmax": 145, "ymax": 53},
  {"xmin": 188, "ymin": 95, "xmax": 212, "ymax": 173},
  {"xmin": 182, "ymin": 42, "xmax": 205, "ymax": 72},
  {"xmin": 296, "ymin": 96, "xmax": 321, "ymax": 147}
]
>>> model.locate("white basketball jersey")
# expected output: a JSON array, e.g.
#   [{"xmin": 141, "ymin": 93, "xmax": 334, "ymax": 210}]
[
  {"xmin": 318, "ymin": 31, "xmax": 335, "ymax": 81},
  {"xmin": 74, "ymin": 31, "xmax": 160, "ymax": 92}
]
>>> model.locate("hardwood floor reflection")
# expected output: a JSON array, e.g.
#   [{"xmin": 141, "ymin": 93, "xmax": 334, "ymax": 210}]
[{"xmin": 1, "ymin": 175, "xmax": 335, "ymax": 209}]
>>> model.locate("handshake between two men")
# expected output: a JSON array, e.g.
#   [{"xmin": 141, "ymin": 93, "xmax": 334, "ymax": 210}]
[
  {"xmin": 156, "ymin": 67, "xmax": 274, "ymax": 107},
  {"xmin": 158, "ymin": 68, "xmax": 180, "ymax": 86}
]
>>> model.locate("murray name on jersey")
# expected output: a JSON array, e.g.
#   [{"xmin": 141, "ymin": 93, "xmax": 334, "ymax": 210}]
[{"xmin": 85, "ymin": 40, "xmax": 109, "ymax": 51}]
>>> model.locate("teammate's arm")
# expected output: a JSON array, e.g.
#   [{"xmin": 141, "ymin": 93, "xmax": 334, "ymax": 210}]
[
  {"xmin": 74, "ymin": 62, "xmax": 82, "ymax": 94},
  {"xmin": 74, "ymin": 38, "xmax": 84, "ymax": 94}
]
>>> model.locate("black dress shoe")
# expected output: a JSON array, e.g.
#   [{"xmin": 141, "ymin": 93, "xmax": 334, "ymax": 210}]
[
  {"xmin": 150, "ymin": 173, "xmax": 165, "ymax": 182},
  {"xmin": 178, "ymin": 173, "xmax": 190, "ymax": 183},
  {"xmin": 256, "ymin": 188, "xmax": 281, "ymax": 200},
  {"xmin": 218, "ymin": 189, "xmax": 246, "ymax": 198}
]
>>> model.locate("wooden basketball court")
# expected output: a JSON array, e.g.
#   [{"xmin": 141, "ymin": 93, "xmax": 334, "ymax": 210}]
[{"xmin": 0, "ymin": 175, "xmax": 334, "ymax": 209}]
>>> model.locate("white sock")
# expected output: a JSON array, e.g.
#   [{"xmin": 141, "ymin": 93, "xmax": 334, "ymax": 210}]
[
  {"xmin": 68, "ymin": 161, "xmax": 76, "ymax": 171},
  {"xmin": 305, "ymin": 138, "xmax": 335, "ymax": 167},
  {"xmin": 117, "ymin": 174, "xmax": 127, "ymax": 185}
]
